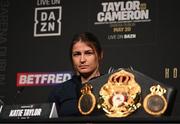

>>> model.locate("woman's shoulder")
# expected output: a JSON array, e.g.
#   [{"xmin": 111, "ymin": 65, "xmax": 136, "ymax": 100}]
[
  {"xmin": 48, "ymin": 75, "xmax": 81, "ymax": 101},
  {"xmin": 52, "ymin": 75, "xmax": 81, "ymax": 89}
]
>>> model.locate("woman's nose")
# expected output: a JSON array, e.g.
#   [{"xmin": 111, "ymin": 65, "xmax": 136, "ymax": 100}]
[{"xmin": 80, "ymin": 54, "xmax": 86, "ymax": 62}]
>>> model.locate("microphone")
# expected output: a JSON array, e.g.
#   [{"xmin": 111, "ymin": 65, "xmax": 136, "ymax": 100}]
[
  {"xmin": 0, "ymin": 99, "xmax": 3, "ymax": 105},
  {"xmin": 0, "ymin": 98, "xmax": 4, "ymax": 113},
  {"xmin": 13, "ymin": 87, "xmax": 25, "ymax": 104}
]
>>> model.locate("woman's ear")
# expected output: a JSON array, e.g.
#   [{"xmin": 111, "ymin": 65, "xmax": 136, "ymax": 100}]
[
  {"xmin": 101, "ymin": 51, "xmax": 103, "ymax": 59},
  {"xmin": 99, "ymin": 51, "xmax": 103, "ymax": 61}
]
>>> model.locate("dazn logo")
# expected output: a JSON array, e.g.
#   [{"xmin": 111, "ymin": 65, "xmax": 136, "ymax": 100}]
[{"xmin": 34, "ymin": 6, "xmax": 62, "ymax": 37}]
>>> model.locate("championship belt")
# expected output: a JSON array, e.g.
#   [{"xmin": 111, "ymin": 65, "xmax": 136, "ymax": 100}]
[
  {"xmin": 143, "ymin": 85, "xmax": 168, "ymax": 116},
  {"xmin": 98, "ymin": 70, "xmax": 141, "ymax": 117}
]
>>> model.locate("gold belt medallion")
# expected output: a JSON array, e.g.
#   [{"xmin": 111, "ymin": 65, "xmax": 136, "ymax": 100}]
[
  {"xmin": 78, "ymin": 83, "xmax": 96, "ymax": 115},
  {"xmin": 143, "ymin": 85, "xmax": 167, "ymax": 116},
  {"xmin": 98, "ymin": 70, "xmax": 141, "ymax": 117}
]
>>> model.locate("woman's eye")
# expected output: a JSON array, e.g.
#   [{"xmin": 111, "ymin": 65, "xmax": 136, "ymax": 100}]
[
  {"xmin": 85, "ymin": 51, "xmax": 94, "ymax": 55},
  {"xmin": 72, "ymin": 52, "xmax": 81, "ymax": 56}
]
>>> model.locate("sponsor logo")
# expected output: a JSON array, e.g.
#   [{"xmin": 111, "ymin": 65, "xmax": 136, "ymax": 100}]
[
  {"xmin": 16, "ymin": 72, "xmax": 72, "ymax": 87},
  {"xmin": 34, "ymin": 6, "xmax": 62, "ymax": 37}
]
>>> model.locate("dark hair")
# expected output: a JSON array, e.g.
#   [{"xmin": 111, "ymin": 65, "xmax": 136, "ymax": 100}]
[{"xmin": 70, "ymin": 32, "xmax": 103, "ymax": 62}]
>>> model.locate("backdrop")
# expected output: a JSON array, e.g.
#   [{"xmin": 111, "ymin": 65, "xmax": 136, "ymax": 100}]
[{"xmin": 0, "ymin": 0, "xmax": 179, "ymax": 120}]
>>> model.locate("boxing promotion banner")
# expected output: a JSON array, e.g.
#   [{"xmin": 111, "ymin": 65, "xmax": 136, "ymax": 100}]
[
  {"xmin": 88, "ymin": 0, "xmax": 157, "ymax": 46},
  {"xmin": 0, "ymin": 0, "xmax": 179, "ymax": 122}
]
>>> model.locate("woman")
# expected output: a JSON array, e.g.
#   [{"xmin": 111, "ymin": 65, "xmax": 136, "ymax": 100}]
[{"xmin": 49, "ymin": 32, "xmax": 103, "ymax": 116}]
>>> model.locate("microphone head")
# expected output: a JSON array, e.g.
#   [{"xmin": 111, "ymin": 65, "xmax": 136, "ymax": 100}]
[{"xmin": 0, "ymin": 99, "xmax": 4, "ymax": 105}]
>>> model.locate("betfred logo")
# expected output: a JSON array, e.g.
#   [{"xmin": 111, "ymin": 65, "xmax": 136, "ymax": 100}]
[{"xmin": 16, "ymin": 72, "xmax": 72, "ymax": 87}]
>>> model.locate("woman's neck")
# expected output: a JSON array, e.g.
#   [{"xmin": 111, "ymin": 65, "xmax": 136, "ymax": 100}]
[{"xmin": 81, "ymin": 70, "xmax": 100, "ymax": 84}]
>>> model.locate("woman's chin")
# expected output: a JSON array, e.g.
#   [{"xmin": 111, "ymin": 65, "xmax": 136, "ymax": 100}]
[{"xmin": 79, "ymin": 71, "xmax": 90, "ymax": 74}]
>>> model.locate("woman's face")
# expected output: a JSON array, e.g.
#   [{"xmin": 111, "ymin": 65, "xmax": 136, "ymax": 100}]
[{"xmin": 72, "ymin": 41, "xmax": 99, "ymax": 76}]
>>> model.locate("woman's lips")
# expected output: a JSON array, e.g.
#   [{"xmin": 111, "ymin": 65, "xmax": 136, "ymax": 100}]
[{"xmin": 79, "ymin": 65, "xmax": 88, "ymax": 69}]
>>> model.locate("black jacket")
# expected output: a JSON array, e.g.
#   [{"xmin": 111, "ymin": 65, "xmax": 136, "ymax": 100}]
[{"xmin": 49, "ymin": 75, "xmax": 83, "ymax": 116}]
